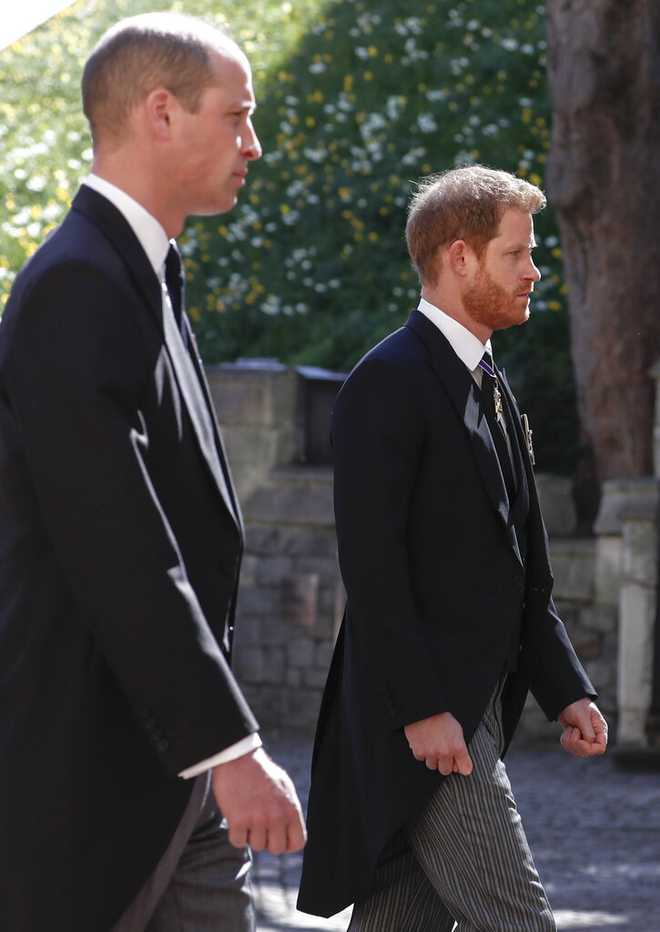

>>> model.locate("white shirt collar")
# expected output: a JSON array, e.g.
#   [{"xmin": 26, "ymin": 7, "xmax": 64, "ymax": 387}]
[
  {"xmin": 417, "ymin": 296, "xmax": 493, "ymax": 376},
  {"xmin": 82, "ymin": 174, "xmax": 170, "ymax": 280}
]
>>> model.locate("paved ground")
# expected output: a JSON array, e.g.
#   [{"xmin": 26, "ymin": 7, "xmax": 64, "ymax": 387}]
[{"xmin": 252, "ymin": 730, "xmax": 660, "ymax": 931}]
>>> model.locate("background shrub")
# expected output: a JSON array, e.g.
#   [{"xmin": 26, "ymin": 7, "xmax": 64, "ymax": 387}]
[{"xmin": 1, "ymin": 0, "xmax": 578, "ymax": 472}]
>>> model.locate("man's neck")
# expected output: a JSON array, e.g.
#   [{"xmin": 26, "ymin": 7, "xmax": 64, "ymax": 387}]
[
  {"xmin": 420, "ymin": 287, "xmax": 492, "ymax": 344},
  {"xmin": 90, "ymin": 157, "xmax": 184, "ymax": 238}
]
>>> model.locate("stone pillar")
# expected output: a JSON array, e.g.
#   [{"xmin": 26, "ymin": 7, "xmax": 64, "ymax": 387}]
[
  {"xmin": 652, "ymin": 359, "xmax": 660, "ymax": 479},
  {"xmin": 610, "ymin": 358, "xmax": 660, "ymax": 758},
  {"xmin": 205, "ymin": 358, "xmax": 302, "ymax": 503},
  {"xmin": 616, "ymin": 481, "xmax": 659, "ymax": 747}
]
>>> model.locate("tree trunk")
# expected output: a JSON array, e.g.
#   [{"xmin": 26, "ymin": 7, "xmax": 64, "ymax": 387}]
[{"xmin": 545, "ymin": 0, "xmax": 660, "ymax": 480}]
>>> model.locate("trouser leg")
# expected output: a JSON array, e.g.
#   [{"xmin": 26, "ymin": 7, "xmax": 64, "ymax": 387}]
[
  {"xmin": 147, "ymin": 778, "xmax": 255, "ymax": 932},
  {"xmin": 408, "ymin": 681, "xmax": 556, "ymax": 932},
  {"xmin": 114, "ymin": 774, "xmax": 255, "ymax": 932},
  {"xmin": 348, "ymin": 844, "xmax": 454, "ymax": 932}
]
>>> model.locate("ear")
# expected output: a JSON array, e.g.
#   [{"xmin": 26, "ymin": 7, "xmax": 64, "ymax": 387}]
[
  {"xmin": 446, "ymin": 240, "xmax": 476, "ymax": 278},
  {"xmin": 144, "ymin": 88, "xmax": 175, "ymax": 141}
]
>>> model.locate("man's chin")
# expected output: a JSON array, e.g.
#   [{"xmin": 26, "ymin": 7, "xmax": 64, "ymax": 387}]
[{"xmin": 190, "ymin": 195, "xmax": 238, "ymax": 218}]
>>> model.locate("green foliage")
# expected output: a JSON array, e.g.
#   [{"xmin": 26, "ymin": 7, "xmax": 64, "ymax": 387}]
[{"xmin": 0, "ymin": 0, "xmax": 578, "ymax": 472}]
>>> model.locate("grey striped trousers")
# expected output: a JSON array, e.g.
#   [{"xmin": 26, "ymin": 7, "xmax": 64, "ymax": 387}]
[{"xmin": 349, "ymin": 680, "xmax": 556, "ymax": 931}]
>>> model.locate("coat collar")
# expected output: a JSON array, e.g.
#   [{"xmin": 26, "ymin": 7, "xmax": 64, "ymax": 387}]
[
  {"xmin": 405, "ymin": 309, "xmax": 522, "ymax": 564},
  {"xmin": 72, "ymin": 185, "xmax": 164, "ymax": 322},
  {"xmin": 71, "ymin": 185, "xmax": 242, "ymax": 535}
]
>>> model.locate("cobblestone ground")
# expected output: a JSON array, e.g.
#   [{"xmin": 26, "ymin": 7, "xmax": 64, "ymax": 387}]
[{"xmin": 252, "ymin": 730, "xmax": 660, "ymax": 931}]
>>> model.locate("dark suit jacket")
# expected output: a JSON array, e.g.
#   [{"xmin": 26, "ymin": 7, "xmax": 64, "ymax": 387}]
[
  {"xmin": 0, "ymin": 186, "xmax": 258, "ymax": 930},
  {"xmin": 297, "ymin": 309, "xmax": 596, "ymax": 918}
]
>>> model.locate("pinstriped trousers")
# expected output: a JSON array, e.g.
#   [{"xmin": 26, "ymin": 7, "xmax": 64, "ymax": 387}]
[{"xmin": 349, "ymin": 680, "xmax": 556, "ymax": 931}]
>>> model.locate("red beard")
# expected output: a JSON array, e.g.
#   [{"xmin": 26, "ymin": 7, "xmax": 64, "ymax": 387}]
[{"xmin": 463, "ymin": 265, "xmax": 530, "ymax": 332}]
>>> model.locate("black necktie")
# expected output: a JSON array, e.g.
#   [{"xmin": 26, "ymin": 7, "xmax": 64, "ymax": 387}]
[
  {"xmin": 478, "ymin": 352, "xmax": 517, "ymax": 504},
  {"xmin": 164, "ymin": 243, "xmax": 185, "ymax": 332}
]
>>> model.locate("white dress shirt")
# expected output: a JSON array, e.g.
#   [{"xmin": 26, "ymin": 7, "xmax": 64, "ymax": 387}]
[
  {"xmin": 417, "ymin": 296, "xmax": 513, "ymax": 451},
  {"xmin": 417, "ymin": 295, "xmax": 492, "ymax": 386},
  {"xmin": 82, "ymin": 174, "xmax": 262, "ymax": 778}
]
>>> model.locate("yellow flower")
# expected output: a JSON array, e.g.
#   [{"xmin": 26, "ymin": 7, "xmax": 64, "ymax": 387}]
[
  {"xmin": 364, "ymin": 71, "xmax": 374, "ymax": 81},
  {"xmin": 338, "ymin": 187, "xmax": 351, "ymax": 201},
  {"xmin": 344, "ymin": 75, "xmax": 353, "ymax": 92}
]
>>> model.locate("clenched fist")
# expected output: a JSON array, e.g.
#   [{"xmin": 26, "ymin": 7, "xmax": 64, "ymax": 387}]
[{"xmin": 212, "ymin": 747, "xmax": 307, "ymax": 854}]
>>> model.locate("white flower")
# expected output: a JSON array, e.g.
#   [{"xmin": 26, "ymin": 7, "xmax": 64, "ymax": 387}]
[
  {"xmin": 402, "ymin": 146, "xmax": 426, "ymax": 166},
  {"xmin": 304, "ymin": 147, "xmax": 327, "ymax": 163},
  {"xmin": 261, "ymin": 294, "xmax": 282, "ymax": 316},
  {"xmin": 26, "ymin": 176, "xmax": 47, "ymax": 192},
  {"xmin": 309, "ymin": 62, "xmax": 326, "ymax": 74},
  {"xmin": 417, "ymin": 113, "xmax": 438, "ymax": 134}
]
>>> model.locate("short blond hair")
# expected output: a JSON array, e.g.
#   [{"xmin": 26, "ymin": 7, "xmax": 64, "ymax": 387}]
[
  {"xmin": 82, "ymin": 13, "xmax": 234, "ymax": 145},
  {"xmin": 406, "ymin": 165, "xmax": 546, "ymax": 285}
]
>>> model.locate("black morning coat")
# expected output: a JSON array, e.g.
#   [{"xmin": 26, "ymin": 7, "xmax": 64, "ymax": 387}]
[
  {"xmin": 297, "ymin": 310, "xmax": 596, "ymax": 918},
  {"xmin": 0, "ymin": 186, "xmax": 258, "ymax": 930}
]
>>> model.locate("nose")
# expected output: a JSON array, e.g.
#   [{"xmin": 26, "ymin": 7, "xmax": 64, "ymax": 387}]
[
  {"xmin": 243, "ymin": 119, "xmax": 262, "ymax": 162},
  {"xmin": 526, "ymin": 255, "xmax": 541, "ymax": 283}
]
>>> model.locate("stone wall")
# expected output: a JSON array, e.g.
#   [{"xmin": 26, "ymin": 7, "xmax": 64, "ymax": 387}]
[{"xmin": 207, "ymin": 359, "xmax": 659, "ymax": 744}]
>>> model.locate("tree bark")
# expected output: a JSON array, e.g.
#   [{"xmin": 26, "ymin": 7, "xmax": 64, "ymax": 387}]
[{"xmin": 545, "ymin": 0, "xmax": 660, "ymax": 479}]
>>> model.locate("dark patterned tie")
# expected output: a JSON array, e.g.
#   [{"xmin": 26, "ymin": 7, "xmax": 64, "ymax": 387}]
[{"xmin": 478, "ymin": 351, "xmax": 517, "ymax": 503}]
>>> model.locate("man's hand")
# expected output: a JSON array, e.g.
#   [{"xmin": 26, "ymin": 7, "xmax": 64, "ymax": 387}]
[
  {"xmin": 212, "ymin": 747, "xmax": 307, "ymax": 854},
  {"xmin": 404, "ymin": 712, "xmax": 473, "ymax": 776},
  {"xmin": 559, "ymin": 699, "xmax": 608, "ymax": 758}
]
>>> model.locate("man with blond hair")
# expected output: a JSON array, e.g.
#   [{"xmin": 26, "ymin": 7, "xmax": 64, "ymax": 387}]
[
  {"xmin": 298, "ymin": 165, "xmax": 607, "ymax": 930},
  {"xmin": 0, "ymin": 13, "xmax": 305, "ymax": 931}
]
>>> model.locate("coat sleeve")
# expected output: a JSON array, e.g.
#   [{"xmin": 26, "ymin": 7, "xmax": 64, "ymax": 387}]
[
  {"xmin": 3, "ymin": 259, "xmax": 258, "ymax": 775},
  {"xmin": 332, "ymin": 355, "xmax": 451, "ymax": 728},
  {"xmin": 527, "ymin": 591, "xmax": 598, "ymax": 721}
]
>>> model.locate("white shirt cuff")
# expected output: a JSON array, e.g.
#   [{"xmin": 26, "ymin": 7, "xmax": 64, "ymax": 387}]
[{"xmin": 178, "ymin": 733, "xmax": 262, "ymax": 779}]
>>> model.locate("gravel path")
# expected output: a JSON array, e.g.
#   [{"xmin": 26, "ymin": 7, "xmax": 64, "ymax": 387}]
[{"xmin": 252, "ymin": 730, "xmax": 660, "ymax": 931}]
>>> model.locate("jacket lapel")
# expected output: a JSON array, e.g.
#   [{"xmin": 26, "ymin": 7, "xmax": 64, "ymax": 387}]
[
  {"xmin": 498, "ymin": 369, "xmax": 552, "ymax": 584},
  {"xmin": 181, "ymin": 315, "xmax": 244, "ymax": 532},
  {"xmin": 71, "ymin": 186, "xmax": 242, "ymax": 533},
  {"xmin": 406, "ymin": 310, "xmax": 522, "ymax": 560},
  {"xmin": 72, "ymin": 186, "xmax": 163, "ymax": 317}
]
